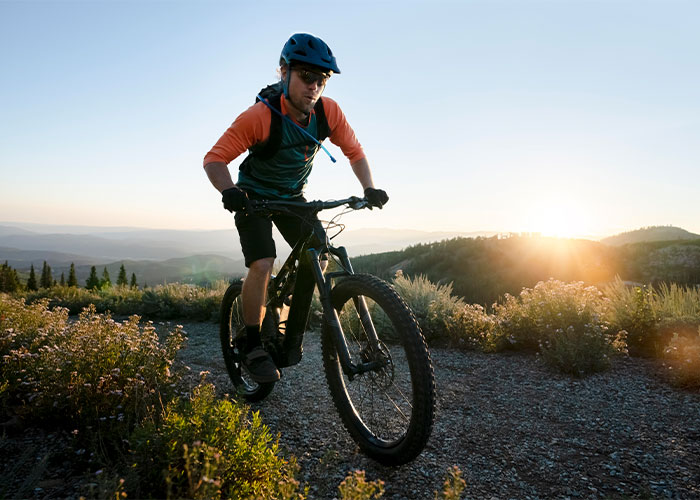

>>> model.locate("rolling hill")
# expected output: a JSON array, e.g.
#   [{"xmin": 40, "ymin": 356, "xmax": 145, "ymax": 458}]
[{"xmin": 601, "ymin": 226, "xmax": 700, "ymax": 246}]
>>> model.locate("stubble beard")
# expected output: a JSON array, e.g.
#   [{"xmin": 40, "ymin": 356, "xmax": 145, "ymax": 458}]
[{"xmin": 291, "ymin": 94, "xmax": 317, "ymax": 118}]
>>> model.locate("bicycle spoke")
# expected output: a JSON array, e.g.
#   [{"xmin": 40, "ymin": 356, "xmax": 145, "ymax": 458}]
[{"xmin": 335, "ymin": 296, "xmax": 415, "ymax": 443}]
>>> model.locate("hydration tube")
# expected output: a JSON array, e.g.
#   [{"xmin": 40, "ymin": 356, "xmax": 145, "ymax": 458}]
[{"xmin": 256, "ymin": 94, "xmax": 337, "ymax": 163}]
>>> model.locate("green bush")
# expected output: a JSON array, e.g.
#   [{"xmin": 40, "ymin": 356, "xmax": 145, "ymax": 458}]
[
  {"xmin": 390, "ymin": 272, "xmax": 465, "ymax": 342},
  {"xmin": 24, "ymin": 285, "xmax": 102, "ymax": 314},
  {"xmin": 603, "ymin": 279, "xmax": 659, "ymax": 357},
  {"xmin": 653, "ymin": 282, "xmax": 700, "ymax": 321},
  {"xmin": 0, "ymin": 295, "xmax": 183, "ymax": 446},
  {"xmin": 443, "ymin": 303, "xmax": 495, "ymax": 350},
  {"xmin": 337, "ymin": 470, "xmax": 384, "ymax": 500},
  {"xmin": 652, "ymin": 282, "xmax": 700, "ymax": 351},
  {"xmin": 663, "ymin": 328, "xmax": 700, "ymax": 389},
  {"xmin": 23, "ymin": 282, "xmax": 228, "ymax": 321},
  {"xmin": 435, "ymin": 466, "xmax": 466, "ymax": 500},
  {"xmin": 488, "ymin": 280, "xmax": 626, "ymax": 376},
  {"xmin": 140, "ymin": 283, "xmax": 223, "ymax": 320},
  {"xmin": 129, "ymin": 381, "xmax": 304, "ymax": 500}
]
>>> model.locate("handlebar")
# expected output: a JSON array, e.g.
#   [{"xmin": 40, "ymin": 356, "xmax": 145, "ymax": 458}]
[{"xmin": 246, "ymin": 196, "xmax": 370, "ymax": 214}]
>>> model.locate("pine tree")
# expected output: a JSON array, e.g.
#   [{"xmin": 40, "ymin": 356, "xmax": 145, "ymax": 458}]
[
  {"xmin": 117, "ymin": 264, "xmax": 128, "ymax": 287},
  {"xmin": 130, "ymin": 272, "xmax": 138, "ymax": 289},
  {"xmin": 0, "ymin": 262, "xmax": 20, "ymax": 293},
  {"xmin": 86, "ymin": 266, "xmax": 100, "ymax": 290},
  {"xmin": 101, "ymin": 267, "xmax": 112, "ymax": 288},
  {"xmin": 0, "ymin": 262, "xmax": 8, "ymax": 292},
  {"xmin": 40, "ymin": 261, "xmax": 53, "ymax": 288},
  {"xmin": 27, "ymin": 264, "xmax": 38, "ymax": 291},
  {"xmin": 68, "ymin": 263, "xmax": 78, "ymax": 287},
  {"xmin": 59, "ymin": 272, "xmax": 65, "ymax": 286}
]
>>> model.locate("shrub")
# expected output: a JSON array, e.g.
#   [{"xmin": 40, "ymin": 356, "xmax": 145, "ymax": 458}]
[
  {"xmin": 486, "ymin": 291, "xmax": 540, "ymax": 352},
  {"xmin": 488, "ymin": 280, "xmax": 625, "ymax": 376},
  {"xmin": 129, "ymin": 381, "xmax": 304, "ymax": 500},
  {"xmin": 23, "ymin": 282, "xmax": 228, "ymax": 321},
  {"xmin": 443, "ymin": 303, "xmax": 495, "ymax": 350},
  {"xmin": 337, "ymin": 470, "xmax": 384, "ymax": 500},
  {"xmin": 539, "ymin": 324, "xmax": 627, "ymax": 377},
  {"xmin": 24, "ymin": 285, "xmax": 102, "ymax": 314},
  {"xmin": 603, "ymin": 279, "xmax": 659, "ymax": 357},
  {"xmin": 435, "ymin": 466, "xmax": 466, "ymax": 500},
  {"xmin": 0, "ymin": 296, "xmax": 183, "ymax": 447},
  {"xmin": 653, "ymin": 282, "xmax": 700, "ymax": 350},
  {"xmin": 653, "ymin": 282, "xmax": 700, "ymax": 322},
  {"xmin": 390, "ymin": 272, "xmax": 464, "ymax": 342},
  {"xmin": 663, "ymin": 328, "xmax": 700, "ymax": 389}
]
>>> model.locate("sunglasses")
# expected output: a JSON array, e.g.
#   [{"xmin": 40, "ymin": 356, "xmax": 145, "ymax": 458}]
[{"xmin": 295, "ymin": 68, "xmax": 331, "ymax": 86}]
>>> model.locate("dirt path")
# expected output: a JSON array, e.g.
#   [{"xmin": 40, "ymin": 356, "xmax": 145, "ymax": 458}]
[{"xmin": 178, "ymin": 320, "xmax": 700, "ymax": 499}]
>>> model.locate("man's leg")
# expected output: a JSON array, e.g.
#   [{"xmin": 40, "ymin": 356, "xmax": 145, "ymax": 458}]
[
  {"xmin": 241, "ymin": 257, "xmax": 275, "ymax": 345},
  {"xmin": 234, "ymin": 210, "xmax": 280, "ymax": 383}
]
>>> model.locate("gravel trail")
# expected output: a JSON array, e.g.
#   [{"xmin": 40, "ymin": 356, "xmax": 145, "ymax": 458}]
[{"xmin": 178, "ymin": 321, "xmax": 700, "ymax": 500}]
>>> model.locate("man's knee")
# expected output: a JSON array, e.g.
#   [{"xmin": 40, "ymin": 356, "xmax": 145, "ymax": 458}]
[{"xmin": 248, "ymin": 257, "xmax": 275, "ymax": 277}]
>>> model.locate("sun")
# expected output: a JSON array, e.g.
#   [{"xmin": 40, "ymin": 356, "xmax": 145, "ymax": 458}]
[{"xmin": 522, "ymin": 198, "xmax": 593, "ymax": 239}]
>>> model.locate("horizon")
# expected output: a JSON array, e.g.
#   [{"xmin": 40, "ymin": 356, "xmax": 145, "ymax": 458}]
[
  {"xmin": 2, "ymin": 218, "xmax": 696, "ymax": 243},
  {"xmin": 2, "ymin": 1, "xmax": 699, "ymax": 239}
]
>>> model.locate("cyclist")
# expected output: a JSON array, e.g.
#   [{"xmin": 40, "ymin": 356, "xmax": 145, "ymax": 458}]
[{"xmin": 204, "ymin": 33, "xmax": 389, "ymax": 383}]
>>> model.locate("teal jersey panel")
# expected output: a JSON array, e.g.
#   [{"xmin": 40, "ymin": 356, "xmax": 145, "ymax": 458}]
[{"xmin": 237, "ymin": 113, "xmax": 322, "ymax": 199}]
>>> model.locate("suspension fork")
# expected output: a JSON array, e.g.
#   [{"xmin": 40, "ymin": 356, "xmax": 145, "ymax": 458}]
[
  {"xmin": 330, "ymin": 245, "xmax": 381, "ymax": 346},
  {"xmin": 309, "ymin": 246, "xmax": 383, "ymax": 379}
]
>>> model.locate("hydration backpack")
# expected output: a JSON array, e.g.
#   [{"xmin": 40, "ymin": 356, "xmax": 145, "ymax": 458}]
[{"xmin": 246, "ymin": 81, "xmax": 330, "ymax": 161}]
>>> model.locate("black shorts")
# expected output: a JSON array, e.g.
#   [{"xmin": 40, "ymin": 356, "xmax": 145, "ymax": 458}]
[{"xmin": 234, "ymin": 194, "xmax": 319, "ymax": 268}]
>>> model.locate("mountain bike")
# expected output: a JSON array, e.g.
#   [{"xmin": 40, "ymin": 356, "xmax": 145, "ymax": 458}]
[{"xmin": 219, "ymin": 196, "xmax": 435, "ymax": 465}]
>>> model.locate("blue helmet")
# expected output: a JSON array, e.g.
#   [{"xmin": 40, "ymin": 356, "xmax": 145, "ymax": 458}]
[{"xmin": 281, "ymin": 33, "xmax": 341, "ymax": 74}]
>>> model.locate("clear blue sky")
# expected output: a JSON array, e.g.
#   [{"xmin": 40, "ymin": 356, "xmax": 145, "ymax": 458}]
[{"xmin": 1, "ymin": 0, "xmax": 698, "ymax": 238}]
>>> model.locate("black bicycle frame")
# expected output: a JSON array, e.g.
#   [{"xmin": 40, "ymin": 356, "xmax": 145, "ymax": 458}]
[{"xmin": 268, "ymin": 217, "xmax": 382, "ymax": 378}]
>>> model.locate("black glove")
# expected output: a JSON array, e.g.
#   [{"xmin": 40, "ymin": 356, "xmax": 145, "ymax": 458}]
[
  {"xmin": 364, "ymin": 187, "xmax": 389, "ymax": 209},
  {"xmin": 222, "ymin": 187, "xmax": 248, "ymax": 212}
]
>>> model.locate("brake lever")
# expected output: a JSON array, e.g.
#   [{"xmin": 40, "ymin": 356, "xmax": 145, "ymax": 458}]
[{"xmin": 349, "ymin": 197, "xmax": 371, "ymax": 210}]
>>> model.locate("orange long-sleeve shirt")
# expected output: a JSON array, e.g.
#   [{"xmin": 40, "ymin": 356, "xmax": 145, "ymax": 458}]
[{"xmin": 203, "ymin": 95, "xmax": 365, "ymax": 167}]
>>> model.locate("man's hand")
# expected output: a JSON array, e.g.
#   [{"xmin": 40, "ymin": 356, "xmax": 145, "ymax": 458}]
[
  {"xmin": 364, "ymin": 187, "xmax": 389, "ymax": 209},
  {"xmin": 222, "ymin": 187, "xmax": 249, "ymax": 212}
]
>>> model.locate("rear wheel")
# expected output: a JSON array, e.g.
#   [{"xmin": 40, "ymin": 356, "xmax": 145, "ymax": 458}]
[
  {"xmin": 321, "ymin": 274, "xmax": 435, "ymax": 465},
  {"xmin": 219, "ymin": 282, "xmax": 275, "ymax": 402}
]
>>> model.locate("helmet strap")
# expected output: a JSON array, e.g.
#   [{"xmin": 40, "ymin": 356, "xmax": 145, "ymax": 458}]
[{"xmin": 283, "ymin": 64, "xmax": 292, "ymax": 99}]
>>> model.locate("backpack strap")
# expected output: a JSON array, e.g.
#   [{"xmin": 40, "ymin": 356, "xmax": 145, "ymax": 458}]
[
  {"xmin": 241, "ymin": 84, "xmax": 331, "ymax": 172},
  {"xmin": 314, "ymin": 97, "xmax": 330, "ymax": 142},
  {"xmin": 249, "ymin": 90, "xmax": 283, "ymax": 161}
]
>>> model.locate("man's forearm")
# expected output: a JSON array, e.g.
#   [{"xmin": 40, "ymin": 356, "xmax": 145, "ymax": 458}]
[
  {"xmin": 204, "ymin": 162, "xmax": 236, "ymax": 193},
  {"xmin": 350, "ymin": 157, "xmax": 374, "ymax": 190}
]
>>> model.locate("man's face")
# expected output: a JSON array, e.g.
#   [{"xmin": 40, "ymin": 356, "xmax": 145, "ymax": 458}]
[{"xmin": 285, "ymin": 66, "xmax": 331, "ymax": 116}]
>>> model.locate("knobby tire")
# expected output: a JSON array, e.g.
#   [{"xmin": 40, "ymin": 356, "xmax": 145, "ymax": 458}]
[{"xmin": 321, "ymin": 274, "xmax": 436, "ymax": 465}]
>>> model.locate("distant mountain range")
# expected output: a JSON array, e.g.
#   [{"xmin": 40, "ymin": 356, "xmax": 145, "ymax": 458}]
[
  {"xmin": 0, "ymin": 221, "xmax": 490, "ymax": 285},
  {"xmin": 2, "ymin": 221, "xmax": 698, "ymax": 287},
  {"xmin": 600, "ymin": 226, "xmax": 700, "ymax": 246}
]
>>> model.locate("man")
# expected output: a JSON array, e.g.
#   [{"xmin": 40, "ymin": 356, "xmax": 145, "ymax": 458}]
[{"xmin": 203, "ymin": 33, "xmax": 388, "ymax": 383}]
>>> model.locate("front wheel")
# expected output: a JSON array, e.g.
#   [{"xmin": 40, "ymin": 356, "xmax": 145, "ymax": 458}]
[
  {"xmin": 219, "ymin": 282, "xmax": 276, "ymax": 402},
  {"xmin": 321, "ymin": 274, "xmax": 436, "ymax": 465}
]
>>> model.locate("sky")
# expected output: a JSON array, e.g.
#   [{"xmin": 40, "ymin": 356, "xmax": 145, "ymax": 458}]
[{"xmin": 1, "ymin": 0, "xmax": 699, "ymax": 239}]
